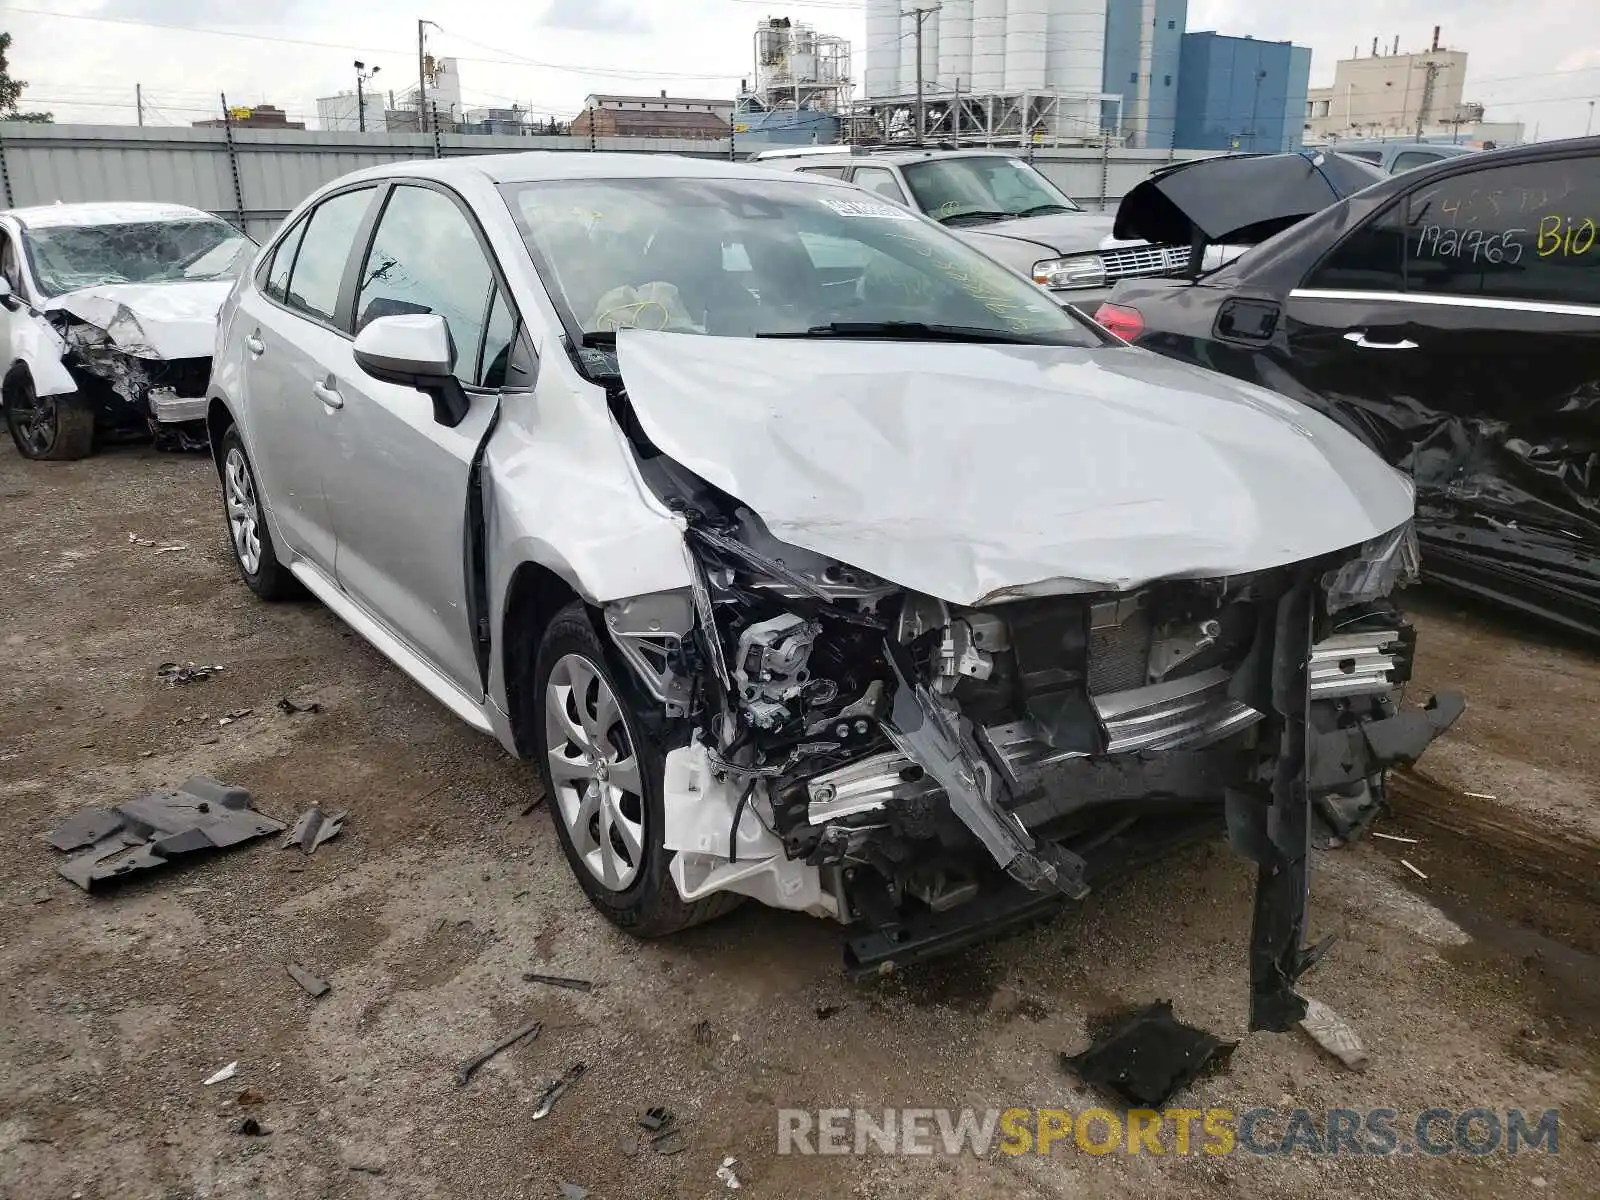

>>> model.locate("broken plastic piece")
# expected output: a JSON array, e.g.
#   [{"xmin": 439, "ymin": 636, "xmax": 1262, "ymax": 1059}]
[
  {"xmin": 454, "ymin": 1019, "xmax": 541, "ymax": 1087},
  {"xmin": 203, "ymin": 1061, "xmax": 239, "ymax": 1086},
  {"xmin": 652, "ymin": 1131, "xmax": 689, "ymax": 1156},
  {"xmin": 530, "ymin": 1062, "xmax": 587, "ymax": 1120},
  {"xmin": 156, "ymin": 662, "xmax": 223, "ymax": 686},
  {"xmin": 639, "ymin": 1107, "xmax": 676, "ymax": 1133},
  {"xmin": 522, "ymin": 973, "xmax": 594, "ymax": 993},
  {"xmin": 1060, "ymin": 1001, "xmax": 1237, "ymax": 1107},
  {"xmin": 717, "ymin": 1157, "xmax": 742, "ymax": 1189},
  {"xmin": 286, "ymin": 961, "xmax": 331, "ymax": 998},
  {"xmin": 49, "ymin": 777, "xmax": 282, "ymax": 891},
  {"xmin": 1371, "ymin": 832, "xmax": 1418, "ymax": 844},
  {"xmin": 282, "ymin": 804, "xmax": 346, "ymax": 854},
  {"xmin": 1299, "ymin": 997, "xmax": 1369, "ymax": 1071},
  {"xmin": 276, "ymin": 697, "xmax": 323, "ymax": 715},
  {"xmin": 559, "ymin": 1184, "xmax": 589, "ymax": 1200},
  {"xmin": 1401, "ymin": 858, "xmax": 1429, "ymax": 880}
]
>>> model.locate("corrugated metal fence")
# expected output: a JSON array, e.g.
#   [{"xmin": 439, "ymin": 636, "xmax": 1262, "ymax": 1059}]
[{"xmin": 0, "ymin": 123, "xmax": 1220, "ymax": 241}]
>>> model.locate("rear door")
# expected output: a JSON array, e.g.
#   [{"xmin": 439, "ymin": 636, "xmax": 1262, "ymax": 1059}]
[
  {"xmin": 1275, "ymin": 147, "xmax": 1600, "ymax": 610},
  {"xmin": 237, "ymin": 185, "xmax": 380, "ymax": 573},
  {"xmin": 320, "ymin": 181, "xmax": 531, "ymax": 697}
]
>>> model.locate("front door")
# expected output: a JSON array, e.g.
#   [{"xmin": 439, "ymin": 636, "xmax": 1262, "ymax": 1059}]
[
  {"xmin": 1271, "ymin": 149, "xmax": 1600, "ymax": 621},
  {"xmin": 321, "ymin": 183, "xmax": 527, "ymax": 697},
  {"xmin": 238, "ymin": 186, "xmax": 380, "ymax": 574}
]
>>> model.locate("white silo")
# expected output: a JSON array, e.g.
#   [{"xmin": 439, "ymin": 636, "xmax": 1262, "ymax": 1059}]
[
  {"xmin": 900, "ymin": 7, "xmax": 939, "ymax": 97},
  {"xmin": 1045, "ymin": 0, "xmax": 1108, "ymax": 95},
  {"xmin": 864, "ymin": 0, "xmax": 902, "ymax": 98},
  {"xmin": 937, "ymin": 0, "xmax": 974, "ymax": 91},
  {"xmin": 1004, "ymin": 0, "xmax": 1049, "ymax": 92},
  {"xmin": 970, "ymin": 0, "xmax": 1008, "ymax": 92}
]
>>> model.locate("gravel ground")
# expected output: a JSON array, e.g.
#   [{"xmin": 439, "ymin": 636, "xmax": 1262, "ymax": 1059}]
[{"xmin": 1, "ymin": 441, "xmax": 1596, "ymax": 1200}]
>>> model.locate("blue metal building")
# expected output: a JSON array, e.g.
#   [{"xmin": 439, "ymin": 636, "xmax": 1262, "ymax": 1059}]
[
  {"xmin": 1102, "ymin": 0, "xmax": 1188, "ymax": 149},
  {"xmin": 1174, "ymin": 32, "xmax": 1312, "ymax": 153}
]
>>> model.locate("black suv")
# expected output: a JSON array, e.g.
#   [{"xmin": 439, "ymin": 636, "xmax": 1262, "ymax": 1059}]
[{"xmin": 1098, "ymin": 138, "xmax": 1600, "ymax": 637}]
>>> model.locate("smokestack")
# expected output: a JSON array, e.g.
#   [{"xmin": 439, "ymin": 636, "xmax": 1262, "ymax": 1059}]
[
  {"xmin": 1393, "ymin": 35, "xmax": 1400, "ymax": 55},
  {"xmin": 1372, "ymin": 37, "xmax": 1379, "ymax": 57},
  {"xmin": 1431, "ymin": 25, "xmax": 1440, "ymax": 51},
  {"xmin": 660, "ymin": 89, "xmax": 667, "ymax": 98}
]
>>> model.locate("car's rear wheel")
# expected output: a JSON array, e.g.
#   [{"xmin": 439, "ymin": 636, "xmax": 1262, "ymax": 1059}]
[
  {"xmin": 534, "ymin": 601, "xmax": 741, "ymax": 936},
  {"xmin": 4, "ymin": 373, "xmax": 96, "ymax": 461},
  {"xmin": 218, "ymin": 424, "xmax": 300, "ymax": 600}
]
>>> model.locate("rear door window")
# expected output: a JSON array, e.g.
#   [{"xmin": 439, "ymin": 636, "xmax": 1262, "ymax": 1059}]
[
  {"xmin": 799, "ymin": 165, "xmax": 848, "ymax": 178},
  {"xmin": 283, "ymin": 187, "xmax": 377, "ymax": 325},
  {"xmin": 263, "ymin": 216, "xmax": 308, "ymax": 304},
  {"xmin": 1391, "ymin": 150, "xmax": 1444, "ymax": 173},
  {"xmin": 852, "ymin": 166, "xmax": 909, "ymax": 205}
]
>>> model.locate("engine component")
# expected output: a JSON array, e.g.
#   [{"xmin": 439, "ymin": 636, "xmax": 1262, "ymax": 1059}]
[
  {"xmin": 733, "ymin": 613, "xmax": 821, "ymax": 730},
  {"xmin": 932, "ymin": 613, "xmax": 1007, "ymax": 695},
  {"xmin": 1147, "ymin": 618, "xmax": 1222, "ymax": 682}
]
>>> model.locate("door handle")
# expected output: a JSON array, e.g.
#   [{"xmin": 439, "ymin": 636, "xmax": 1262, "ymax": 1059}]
[
  {"xmin": 312, "ymin": 380, "xmax": 344, "ymax": 410},
  {"xmin": 1344, "ymin": 331, "xmax": 1418, "ymax": 350},
  {"xmin": 245, "ymin": 332, "xmax": 265, "ymax": 356}
]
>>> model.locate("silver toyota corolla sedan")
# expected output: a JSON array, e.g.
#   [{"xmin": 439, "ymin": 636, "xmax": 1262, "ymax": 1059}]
[{"xmin": 206, "ymin": 153, "xmax": 1462, "ymax": 1031}]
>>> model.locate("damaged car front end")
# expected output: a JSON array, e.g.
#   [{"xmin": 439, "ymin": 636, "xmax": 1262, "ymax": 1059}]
[
  {"xmin": 1, "ymin": 203, "xmax": 253, "ymax": 460},
  {"xmin": 583, "ymin": 316, "xmax": 1462, "ymax": 1031}
]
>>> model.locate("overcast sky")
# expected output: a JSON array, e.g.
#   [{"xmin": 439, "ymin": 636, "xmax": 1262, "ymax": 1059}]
[{"xmin": 5, "ymin": 0, "xmax": 1597, "ymax": 138}]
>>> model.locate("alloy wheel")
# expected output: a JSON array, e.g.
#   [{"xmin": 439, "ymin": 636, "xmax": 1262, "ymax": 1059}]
[
  {"xmin": 10, "ymin": 378, "xmax": 55, "ymax": 456},
  {"xmin": 545, "ymin": 653, "xmax": 647, "ymax": 892},
  {"xmin": 224, "ymin": 447, "xmax": 263, "ymax": 575}
]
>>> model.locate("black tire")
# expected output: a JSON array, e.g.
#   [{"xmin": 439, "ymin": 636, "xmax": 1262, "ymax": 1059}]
[
  {"xmin": 533, "ymin": 601, "xmax": 742, "ymax": 937},
  {"xmin": 4, "ymin": 372, "xmax": 97, "ymax": 461},
  {"xmin": 217, "ymin": 424, "xmax": 301, "ymax": 601}
]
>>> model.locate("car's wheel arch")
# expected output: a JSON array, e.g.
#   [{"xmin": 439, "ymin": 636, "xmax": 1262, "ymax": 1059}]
[
  {"xmin": 206, "ymin": 396, "xmax": 237, "ymax": 473},
  {"xmin": 501, "ymin": 561, "xmax": 585, "ymax": 759}
]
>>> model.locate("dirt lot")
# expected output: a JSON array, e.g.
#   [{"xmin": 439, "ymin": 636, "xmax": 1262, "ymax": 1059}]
[{"xmin": 2, "ymin": 441, "xmax": 1597, "ymax": 1200}]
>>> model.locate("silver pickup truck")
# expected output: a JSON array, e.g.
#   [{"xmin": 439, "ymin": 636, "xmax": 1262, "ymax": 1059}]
[{"xmin": 753, "ymin": 146, "xmax": 1192, "ymax": 309}]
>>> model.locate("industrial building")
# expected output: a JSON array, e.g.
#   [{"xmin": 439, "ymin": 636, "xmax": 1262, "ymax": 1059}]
[
  {"xmin": 315, "ymin": 90, "xmax": 386, "ymax": 134},
  {"xmin": 1174, "ymin": 32, "xmax": 1312, "ymax": 153},
  {"xmin": 191, "ymin": 104, "xmax": 304, "ymax": 130},
  {"xmin": 734, "ymin": 17, "xmax": 853, "ymax": 149},
  {"xmin": 1304, "ymin": 30, "xmax": 1522, "ymax": 146},
  {"xmin": 571, "ymin": 93, "xmax": 733, "ymax": 140}
]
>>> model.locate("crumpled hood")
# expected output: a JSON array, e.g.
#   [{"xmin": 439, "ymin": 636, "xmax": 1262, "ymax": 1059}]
[
  {"xmin": 44, "ymin": 280, "xmax": 233, "ymax": 360},
  {"xmin": 955, "ymin": 210, "xmax": 1140, "ymax": 261},
  {"xmin": 616, "ymin": 330, "xmax": 1415, "ymax": 605}
]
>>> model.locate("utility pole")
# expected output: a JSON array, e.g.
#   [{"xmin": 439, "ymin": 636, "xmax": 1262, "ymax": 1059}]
[
  {"xmin": 903, "ymin": 5, "xmax": 939, "ymax": 146},
  {"xmin": 417, "ymin": 19, "xmax": 438, "ymax": 133},
  {"xmin": 136, "ymin": 83, "xmax": 144, "ymax": 127},
  {"xmin": 1415, "ymin": 59, "xmax": 1444, "ymax": 141},
  {"xmin": 1588, "ymin": 100, "xmax": 1595, "ymax": 137},
  {"xmin": 355, "ymin": 61, "xmax": 380, "ymax": 132}
]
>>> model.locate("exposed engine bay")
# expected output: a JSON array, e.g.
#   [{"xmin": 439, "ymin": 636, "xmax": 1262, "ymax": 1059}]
[{"xmin": 609, "ymin": 447, "xmax": 1467, "ymax": 1033}]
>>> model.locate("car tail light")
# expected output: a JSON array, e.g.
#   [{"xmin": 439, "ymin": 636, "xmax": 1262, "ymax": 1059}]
[{"xmin": 1094, "ymin": 302, "xmax": 1145, "ymax": 343}]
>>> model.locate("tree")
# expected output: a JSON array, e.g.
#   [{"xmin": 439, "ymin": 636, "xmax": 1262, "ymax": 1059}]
[{"xmin": 0, "ymin": 32, "xmax": 54, "ymax": 123}]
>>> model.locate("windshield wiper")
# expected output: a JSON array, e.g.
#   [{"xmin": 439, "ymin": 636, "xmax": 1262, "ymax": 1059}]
[
  {"xmin": 580, "ymin": 331, "xmax": 616, "ymax": 347},
  {"xmin": 1011, "ymin": 203, "xmax": 1075, "ymax": 217},
  {"xmin": 934, "ymin": 209, "xmax": 1017, "ymax": 226},
  {"xmin": 756, "ymin": 321, "xmax": 1048, "ymax": 345}
]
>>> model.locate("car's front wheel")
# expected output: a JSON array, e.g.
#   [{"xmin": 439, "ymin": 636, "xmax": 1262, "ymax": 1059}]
[
  {"xmin": 533, "ymin": 601, "xmax": 741, "ymax": 937},
  {"xmin": 4, "ymin": 372, "xmax": 96, "ymax": 461},
  {"xmin": 218, "ymin": 424, "xmax": 300, "ymax": 600}
]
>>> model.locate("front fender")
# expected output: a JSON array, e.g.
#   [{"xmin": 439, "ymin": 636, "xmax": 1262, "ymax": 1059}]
[{"xmin": 7, "ymin": 308, "xmax": 77, "ymax": 398}]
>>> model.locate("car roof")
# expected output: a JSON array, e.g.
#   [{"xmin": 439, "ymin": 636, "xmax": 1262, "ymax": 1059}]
[
  {"xmin": 1331, "ymin": 140, "xmax": 1478, "ymax": 156},
  {"xmin": 3, "ymin": 201, "xmax": 218, "ymax": 230},
  {"xmin": 759, "ymin": 147, "xmax": 1023, "ymax": 168},
  {"xmin": 328, "ymin": 151, "xmax": 845, "ymax": 189}
]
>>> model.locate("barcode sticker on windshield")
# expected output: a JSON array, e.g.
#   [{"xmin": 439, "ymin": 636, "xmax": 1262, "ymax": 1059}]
[{"xmin": 820, "ymin": 197, "xmax": 915, "ymax": 220}]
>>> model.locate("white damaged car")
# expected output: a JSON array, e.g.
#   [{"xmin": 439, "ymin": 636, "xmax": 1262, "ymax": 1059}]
[
  {"xmin": 1, "ymin": 202, "xmax": 254, "ymax": 459},
  {"xmin": 206, "ymin": 154, "xmax": 1464, "ymax": 1032}
]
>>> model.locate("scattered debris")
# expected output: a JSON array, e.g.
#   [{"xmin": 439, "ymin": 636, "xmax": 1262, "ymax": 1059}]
[
  {"xmin": 1060, "ymin": 1001, "xmax": 1237, "ymax": 1107},
  {"xmin": 286, "ymin": 961, "xmax": 331, "ymax": 999},
  {"xmin": 617, "ymin": 1131, "xmax": 641, "ymax": 1158},
  {"xmin": 236, "ymin": 1090, "xmax": 266, "ymax": 1107},
  {"xmin": 348, "ymin": 1164, "xmax": 385, "ymax": 1176},
  {"xmin": 520, "ymin": 795, "xmax": 544, "ymax": 816},
  {"xmin": 276, "ymin": 697, "xmax": 323, "ymax": 715},
  {"xmin": 1298, "ymin": 997, "xmax": 1370, "ymax": 1071},
  {"xmin": 47, "ymin": 777, "xmax": 283, "ymax": 892},
  {"xmin": 1401, "ymin": 858, "xmax": 1429, "ymax": 880},
  {"xmin": 693, "ymin": 1020, "xmax": 713, "ymax": 1046},
  {"xmin": 652, "ymin": 1131, "xmax": 689, "ymax": 1156},
  {"xmin": 236, "ymin": 1117, "xmax": 268, "ymax": 1136},
  {"xmin": 282, "ymin": 804, "xmax": 347, "ymax": 854},
  {"xmin": 716, "ymin": 1156, "xmax": 743, "ymax": 1190},
  {"xmin": 156, "ymin": 544, "xmax": 188, "ymax": 554},
  {"xmin": 1463, "ymin": 791, "xmax": 1498, "ymax": 800},
  {"xmin": 522, "ymin": 973, "xmax": 593, "ymax": 993},
  {"xmin": 157, "ymin": 662, "xmax": 223, "ymax": 686},
  {"xmin": 454, "ymin": 1019, "xmax": 541, "ymax": 1087},
  {"xmin": 531, "ymin": 1062, "xmax": 587, "ymax": 1120},
  {"xmin": 1372, "ymin": 832, "xmax": 1419, "ymax": 844},
  {"xmin": 639, "ymin": 1107, "xmax": 676, "ymax": 1133},
  {"xmin": 814, "ymin": 1003, "xmax": 846, "ymax": 1020},
  {"xmin": 559, "ymin": 1184, "xmax": 589, "ymax": 1200},
  {"xmin": 127, "ymin": 533, "xmax": 157, "ymax": 548},
  {"xmin": 203, "ymin": 1061, "xmax": 239, "ymax": 1086}
]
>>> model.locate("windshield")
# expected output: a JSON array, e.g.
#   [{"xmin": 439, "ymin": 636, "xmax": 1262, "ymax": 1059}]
[
  {"xmin": 502, "ymin": 176, "xmax": 1095, "ymax": 350},
  {"xmin": 24, "ymin": 218, "xmax": 254, "ymax": 297},
  {"xmin": 900, "ymin": 157, "xmax": 1082, "ymax": 226}
]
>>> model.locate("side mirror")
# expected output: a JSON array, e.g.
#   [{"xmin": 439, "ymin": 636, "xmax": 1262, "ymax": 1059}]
[
  {"xmin": 0, "ymin": 277, "xmax": 16, "ymax": 310},
  {"xmin": 352, "ymin": 313, "xmax": 470, "ymax": 427}
]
